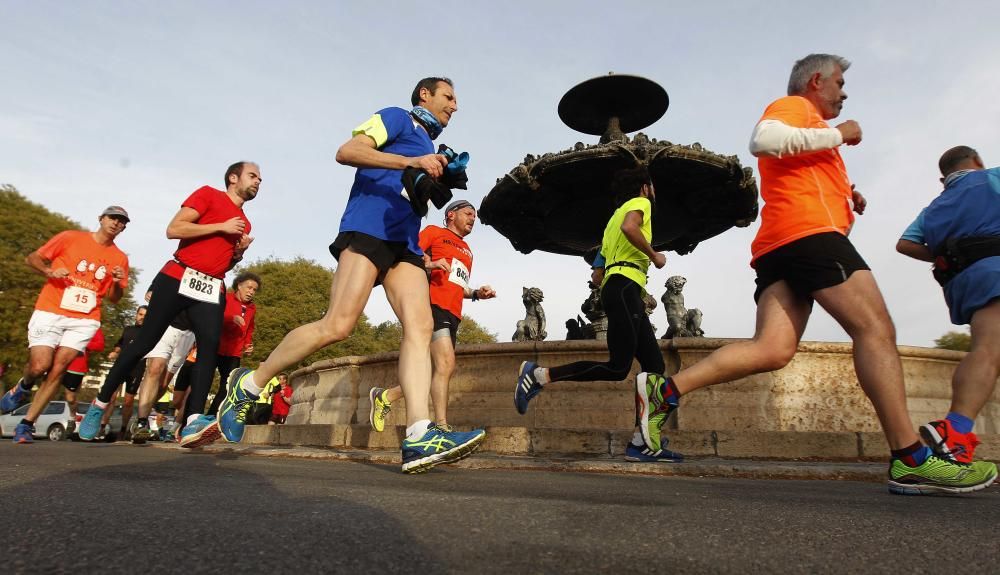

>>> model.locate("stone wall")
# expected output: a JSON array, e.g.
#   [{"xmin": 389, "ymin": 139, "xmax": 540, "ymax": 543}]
[{"xmin": 285, "ymin": 339, "xmax": 1000, "ymax": 434}]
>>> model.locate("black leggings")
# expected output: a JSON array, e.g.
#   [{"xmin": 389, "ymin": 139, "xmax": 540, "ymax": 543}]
[
  {"xmin": 98, "ymin": 271, "xmax": 224, "ymax": 417},
  {"xmin": 205, "ymin": 355, "xmax": 241, "ymax": 416},
  {"xmin": 548, "ymin": 274, "xmax": 664, "ymax": 382}
]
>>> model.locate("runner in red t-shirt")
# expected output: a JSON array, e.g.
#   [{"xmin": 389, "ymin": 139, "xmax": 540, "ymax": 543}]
[
  {"xmin": 78, "ymin": 162, "xmax": 260, "ymax": 446},
  {"xmin": 368, "ymin": 199, "xmax": 496, "ymax": 432},
  {"xmin": 2, "ymin": 206, "xmax": 129, "ymax": 444}
]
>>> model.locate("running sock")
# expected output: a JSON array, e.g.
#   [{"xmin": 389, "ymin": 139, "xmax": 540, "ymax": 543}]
[
  {"xmin": 19, "ymin": 418, "xmax": 34, "ymax": 426},
  {"xmin": 136, "ymin": 419, "xmax": 149, "ymax": 428},
  {"xmin": 93, "ymin": 399, "xmax": 108, "ymax": 409},
  {"xmin": 891, "ymin": 441, "xmax": 931, "ymax": 467},
  {"xmin": 533, "ymin": 367, "xmax": 550, "ymax": 385},
  {"xmin": 658, "ymin": 377, "xmax": 681, "ymax": 406},
  {"xmin": 945, "ymin": 411, "xmax": 974, "ymax": 434},
  {"xmin": 406, "ymin": 419, "xmax": 433, "ymax": 440},
  {"xmin": 630, "ymin": 430, "xmax": 644, "ymax": 447},
  {"xmin": 242, "ymin": 374, "xmax": 263, "ymax": 397},
  {"xmin": 18, "ymin": 379, "xmax": 31, "ymax": 392},
  {"xmin": 186, "ymin": 414, "xmax": 201, "ymax": 426}
]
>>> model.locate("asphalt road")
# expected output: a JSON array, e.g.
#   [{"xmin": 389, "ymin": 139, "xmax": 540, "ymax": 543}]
[{"xmin": 2, "ymin": 441, "xmax": 997, "ymax": 574}]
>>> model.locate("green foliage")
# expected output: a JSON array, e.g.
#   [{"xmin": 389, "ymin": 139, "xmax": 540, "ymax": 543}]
[
  {"xmin": 0, "ymin": 186, "xmax": 138, "ymax": 379},
  {"xmin": 457, "ymin": 314, "xmax": 498, "ymax": 344},
  {"xmin": 934, "ymin": 330, "xmax": 971, "ymax": 352}
]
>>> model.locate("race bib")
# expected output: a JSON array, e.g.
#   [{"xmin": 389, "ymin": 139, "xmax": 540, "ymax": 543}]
[
  {"xmin": 448, "ymin": 258, "xmax": 470, "ymax": 290},
  {"xmin": 178, "ymin": 267, "xmax": 223, "ymax": 304},
  {"xmin": 60, "ymin": 286, "xmax": 97, "ymax": 313}
]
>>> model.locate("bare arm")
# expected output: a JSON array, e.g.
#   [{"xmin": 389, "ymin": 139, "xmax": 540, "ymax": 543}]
[
  {"xmin": 335, "ymin": 134, "xmax": 448, "ymax": 178},
  {"xmin": 166, "ymin": 207, "xmax": 245, "ymax": 240},
  {"xmin": 621, "ymin": 211, "xmax": 666, "ymax": 268},
  {"xmin": 25, "ymin": 251, "xmax": 67, "ymax": 279},
  {"xmin": 896, "ymin": 239, "xmax": 934, "ymax": 262}
]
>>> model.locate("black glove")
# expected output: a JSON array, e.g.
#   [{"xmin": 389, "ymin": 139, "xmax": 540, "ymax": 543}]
[
  {"xmin": 401, "ymin": 167, "xmax": 453, "ymax": 217},
  {"xmin": 438, "ymin": 144, "xmax": 469, "ymax": 190}
]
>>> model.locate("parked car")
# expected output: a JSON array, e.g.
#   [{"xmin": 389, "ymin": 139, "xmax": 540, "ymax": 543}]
[
  {"xmin": 0, "ymin": 401, "xmax": 75, "ymax": 441},
  {"xmin": 72, "ymin": 403, "xmax": 139, "ymax": 441}
]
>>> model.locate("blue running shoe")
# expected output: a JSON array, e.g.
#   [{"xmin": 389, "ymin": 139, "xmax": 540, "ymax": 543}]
[
  {"xmin": 218, "ymin": 367, "xmax": 259, "ymax": 443},
  {"xmin": 401, "ymin": 425, "xmax": 486, "ymax": 474},
  {"xmin": 514, "ymin": 361, "xmax": 543, "ymax": 415},
  {"xmin": 13, "ymin": 423, "xmax": 35, "ymax": 444},
  {"xmin": 624, "ymin": 442, "xmax": 683, "ymax": 463},
  {"xmin": 179, "ymin": 415, "xmax": 221, "ymax": 448},
  {"xmin": 77, "ymin": 401, "xmax": 106, "ymax": 441},
  {"xmin": 1, "ymin": 378, "xmax": 29, "ymax": 414}
]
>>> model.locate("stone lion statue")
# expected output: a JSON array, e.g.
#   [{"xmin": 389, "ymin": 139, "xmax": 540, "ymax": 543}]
[
  {"xmin": 661, "ymin": 276, "xmax": 704, "ymax": 339},
  {"xmin": 513, "ymin": 287, "xmax": 547, "ymax": 342}
]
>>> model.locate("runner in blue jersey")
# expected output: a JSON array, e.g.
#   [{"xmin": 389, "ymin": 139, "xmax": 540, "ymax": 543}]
[
  {"xmin": 221, "ymin": 77, "xmax": 486, "ymax": 473},
  {"xmin": 897, "ymin": 145, "xmax": 1000, "ymax": 468}
]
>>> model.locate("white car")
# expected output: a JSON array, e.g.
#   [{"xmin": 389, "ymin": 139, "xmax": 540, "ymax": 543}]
[{"xmin": 0, "ymin": 401, "xmax": 76, "ymax": 441}]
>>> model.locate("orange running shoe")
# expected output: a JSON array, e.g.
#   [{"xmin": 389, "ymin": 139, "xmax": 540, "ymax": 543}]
[{"xmin": 920, "ymin": 419, "xmax": 979, "ymax": 464}]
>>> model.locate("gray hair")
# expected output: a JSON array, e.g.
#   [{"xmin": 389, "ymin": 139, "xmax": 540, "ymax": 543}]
[{"xmin": 787, "ymin": 54, "xmax": 851, "ymax": 96}]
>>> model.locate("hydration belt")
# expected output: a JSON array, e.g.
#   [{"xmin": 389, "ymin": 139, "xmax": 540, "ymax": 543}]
[
  {"xmin": 605, "ymin": 260, "xmax": 645, "ymax": 272},
  {"xmin": 932, "ymin": 236, "xmax": 1000, "ymax": 286}
]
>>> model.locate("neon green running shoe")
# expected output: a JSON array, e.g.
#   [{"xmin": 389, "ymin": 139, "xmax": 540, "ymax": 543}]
[
  {"xmin": 368, "ymin": 387, "xmax": 391, "ymax": 433},
  {"xmin": 635, "ymin": 372, "xmax": 675, "ymax": 452},
  {"xmin": 888, "ymin": 456, "xmax": 997, "ymax": 495}
]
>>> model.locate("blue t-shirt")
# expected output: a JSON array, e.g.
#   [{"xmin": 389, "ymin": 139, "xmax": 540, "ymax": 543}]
[
  {"xmin": 338, "ymin": 107, "xmax": 433, "ymax": 255},
  {"xmin": 901, "ymin": 167, "xmax": 1000, "ymax": 324}
]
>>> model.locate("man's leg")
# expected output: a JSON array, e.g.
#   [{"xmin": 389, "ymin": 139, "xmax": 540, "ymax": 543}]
[
  {"xmin": 120, "ymin": 392, "xmax": 136, "ymax": 435},
  {"xmin": 950, "ymin": 299, "xmax": 1000, "ymax": 418},
  {"xmin": 671, "ymin": 281, "xmax": 811, "ymax": 394},
  {"xmin": 381, "ymin": 262, "xmax": 433, "ymax": 426},
  {"xmin": 429, "ymin": 336, "xmax": 456, "ymax": 426},
  {"xmin": 137, "ymin": 358, "xmax": 167, "ymax": 421},
  {"xmin": 811, "ymin": 270, "xmax": 917, "ymax": 450},
  {"xmin": 23, "ymin": 346, "xmax": 79, "ymax": 423},
  {"xmin": 206, "ymin": 355, "xmax": 240, "ymax": 416}
]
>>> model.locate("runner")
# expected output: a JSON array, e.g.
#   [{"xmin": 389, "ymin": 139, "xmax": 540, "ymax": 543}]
[
  {"xmin": 369, "ymin": 199, "xmax": 496, "ymax": 432},
  {"xmin": 1, "ymin": 206, "xmax": 130, "ymax": 444},
  {"xmin": 222, "ymin": 77, "xmax": 486, "ymax": 473},
  {"xmin": 513, "ymin": 167, "xmax": 682, "ymax": 462},
  {"xmin": 618, "ymin": 54, "xmax": 995, "ymax": 494},
  {"xmin": 897, "ymin": 145, "xmax": 1000, "ymax": 465},
  {"xmin": 78, "ymin": 162, "xmax": 259, "ymax": 444},
  {"xmin": 130, "ymin": 309, "xmax": 196, "ymax": 443},
  {"xmin": 205, "ymin": 271, "xmax": 260, "ymax": 417}
]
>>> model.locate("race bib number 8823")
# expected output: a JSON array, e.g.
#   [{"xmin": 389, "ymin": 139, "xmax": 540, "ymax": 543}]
[{"xmin": 178, "ymin": 267, "xmax": 223, "ymax": 304}]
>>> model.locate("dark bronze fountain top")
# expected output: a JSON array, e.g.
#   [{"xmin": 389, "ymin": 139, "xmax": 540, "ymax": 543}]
[
  {"xmin": 558, "ymin": 74, "xmax": 669, "ymax": 142},
  {"xmin": 479, "ymin": 74, "xmax": 758, "ymax": 257}
]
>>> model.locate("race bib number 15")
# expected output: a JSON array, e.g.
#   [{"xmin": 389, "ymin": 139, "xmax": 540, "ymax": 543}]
[
  {"xmin": 60, "ymin": 286, "xmax": 97, "ymax": 313},
  {"xmin": 178, "ymin": 267, "xmax": 223, "ymax": 304}
]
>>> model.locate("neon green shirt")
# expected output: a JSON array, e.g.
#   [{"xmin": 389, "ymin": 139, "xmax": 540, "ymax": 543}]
[{"xmin": 600, "ymin": 196, "xmax": 652, "ymax": 289}]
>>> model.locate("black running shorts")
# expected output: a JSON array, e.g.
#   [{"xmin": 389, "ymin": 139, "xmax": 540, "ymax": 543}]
[
  {"xmin": 329, "ymin": 232, "xmax": 424, "ymax": 285},
  {"xmin": 753, "ymin": 232, "xmax": 870, "ymax": 303},
  {"xmin": 431, "ymin": 304, "xmax": 460, "ymax": 346}
]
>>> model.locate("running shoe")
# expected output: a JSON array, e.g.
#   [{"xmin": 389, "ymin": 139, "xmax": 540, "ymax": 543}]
[
  {"xmin": 635, "ymin": 372, "xmax": 676, "ymax": 452},
  {"xmin": 218, "ymin": 367, "xmax": 259, "ymax": 443},
  {"xmin": 77, "ymin": 401, "xmax": 105, "ymax": 441},
  {"xmin": 514, "ymin": 361, "xmax": 543, "ymax": 415},
  {"xmin": 1, "ymin": 379, "xmax": 29, "ymax": 414},
  {"xmin": 13, "ymin": 423, "xmax": 34, "ymax": 444},
  {"xmin": 920, "ymin": 419, "xmax": 979, "ymax": 465},
  {"xmin": 624, "ymin": 442, "xmax": 683, "ymax": 462},
  {"xmin": 401, "ymin": 425, "xmax": 486, "ymax": 474},
  {"xmin": 132, "ymin": 424, "xmax": 155, "ymax": 445},
  {"xmin": 368, "ymin": 387, "xmax": 391, "ymax": 432},
  {"xmin": 179, "ymin": 415, "xmax": 222, "ymax": 448},
  {"xmin": 888, "ymin": 455, "xmax": 997, "ymax": 495}
]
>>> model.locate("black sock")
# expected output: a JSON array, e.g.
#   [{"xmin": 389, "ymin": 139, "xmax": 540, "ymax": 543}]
[{"xmin": 20, "ymin": 418, "xmax": 34, "ymax": 426}]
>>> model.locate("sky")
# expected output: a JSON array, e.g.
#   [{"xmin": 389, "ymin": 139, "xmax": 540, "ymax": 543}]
[{"xmin": 3, "ymin": 0, "xmax": 999, "ymax": 347}]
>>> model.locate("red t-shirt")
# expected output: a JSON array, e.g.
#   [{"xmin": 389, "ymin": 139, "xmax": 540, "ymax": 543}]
[
  {"xmin": 217, "ymin": 291, "xmax": 256, "ymax": 357},
  {"xmin": 419, "ymin": 225, "xmax": 473, "ymax": 318},
  {"xmin": 271, "ymin": 385, "xmax": 293, "ymax": 416},
  {"xmin": 34, "ymin": 231, "xmax": 129, "ymax": 321},
  {"xmin": 65, "ymin": 329, "xmax": 106, "ymax": 374},
  {"xmin": 169, "ymin": 186, "xmax": 251, "ymax": 279}
]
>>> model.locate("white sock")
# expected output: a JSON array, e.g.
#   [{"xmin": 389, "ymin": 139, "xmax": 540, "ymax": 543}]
[
  {"xmin": 94, "ymin": 399, "xmax": 108, "ymax": 409},
  {"xmin": 187, "ymin": 414, "xmax": 201, "ymax": 426},
  {"xmin": 406, "ymin": 419, "xmax": 432, "ymax": 440},
  {"xmin": 631, "ymin": 431, "xmax": 644, "ymax": 447},
  {"xmin": 533, "ymin": 367, "xmax": 550, "ymax": 385},
  {"xmin": 242, "ymin": 373, "xmax": 263, "ymax": 397}
]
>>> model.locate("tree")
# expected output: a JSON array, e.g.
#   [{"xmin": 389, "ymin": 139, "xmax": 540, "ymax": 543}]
[
  {"xmin": 935, "ymin": 330, "xmax": 971, "ymax": 352},
  {"xmin": 458, "ymin": 315, "xmax": 498, "ymax": 344},
  {"xmin": 0, "ymin": 186, "xmax": 138, "ymax": 379}
]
